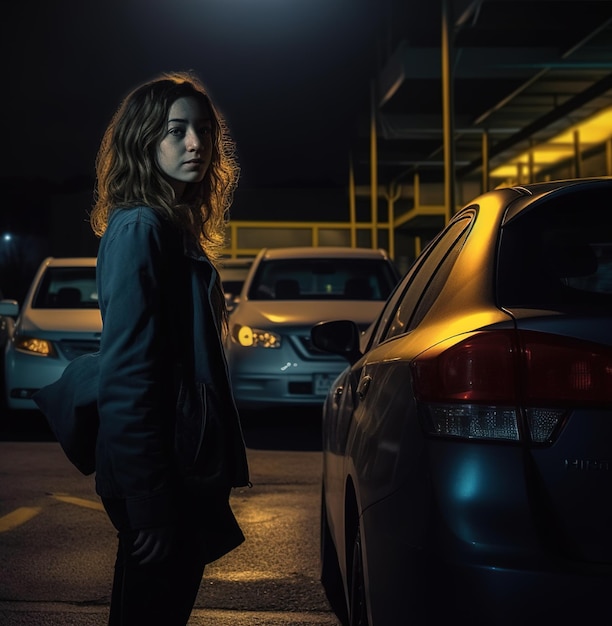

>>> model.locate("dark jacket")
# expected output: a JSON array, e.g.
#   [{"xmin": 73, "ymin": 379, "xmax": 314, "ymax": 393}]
[{"xmin": 94, "ymin": 206, "xmax": 249, "ymax": 531}]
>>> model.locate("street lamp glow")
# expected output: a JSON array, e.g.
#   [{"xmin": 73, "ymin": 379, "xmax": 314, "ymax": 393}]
[{"xmin": 2, "ymin": 233, "xmax": 12, "ymax": 243}]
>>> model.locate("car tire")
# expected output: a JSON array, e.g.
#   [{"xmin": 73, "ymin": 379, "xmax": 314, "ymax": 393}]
[
  {"xmin": 349, "ymin": 524, "xmax": 369, "ymax": 626},
  {"xmin": 320, "ymin": 485, "xmax": 349, "ymax": 626}
]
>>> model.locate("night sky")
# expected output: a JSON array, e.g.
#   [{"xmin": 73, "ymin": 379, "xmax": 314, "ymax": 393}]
[
  {"xmin": 3, "ymin": 0, "xmax": 377, "ymax": 188},
  {"xmin": 0, "ymin": 0, "xmax": 378, "ymax": 298}
]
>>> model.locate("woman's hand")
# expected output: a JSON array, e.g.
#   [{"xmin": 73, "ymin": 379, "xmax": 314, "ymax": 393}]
[{"xmin": 132, "ymin": 526, "xmax": 175, "ymax": 564}]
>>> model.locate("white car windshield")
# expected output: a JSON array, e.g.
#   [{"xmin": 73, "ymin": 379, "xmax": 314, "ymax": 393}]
[
  {"xmin": 247, "ymin": 258, "xmax": 398, "ymax": 301},
  {"xmin": 32, "ymin": 267, "xmax": 99, "ymax": 309}
]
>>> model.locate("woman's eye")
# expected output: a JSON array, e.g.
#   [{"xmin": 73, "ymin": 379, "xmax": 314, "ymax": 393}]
[
  {"xmin": 168, "ymin": 127, "xmax": 185, "ymax": 137},
  {"xmin": 199, "ymin": 127, "xmax": 212, "ymax": 137}
]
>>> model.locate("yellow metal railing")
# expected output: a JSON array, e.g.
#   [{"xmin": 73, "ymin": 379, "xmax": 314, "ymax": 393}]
[
  {"xmin": 222, "ymin": 174, "xmax": 451, "ymax": 261},
  {"xmin": 222, "ymin": 220, "xmax": 393, "ymax": 259}
]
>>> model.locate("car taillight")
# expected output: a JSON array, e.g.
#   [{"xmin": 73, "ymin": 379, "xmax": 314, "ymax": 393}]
[
  {"xmin": 412, "ymin": 330, "xmax": 612, "ymax": 444},
  {"xmin": 521, "ymin": 333, "xmax": 612, "ymax": 406}
]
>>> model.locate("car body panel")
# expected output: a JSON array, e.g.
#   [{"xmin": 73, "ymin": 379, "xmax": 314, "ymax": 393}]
[
  {"xmin": 16, "ymin": 309, "xmax": 102, "ymax": 335},
  {"xmin": 229, "ymin": 300, "xmax": 383, "ymax": 329}
]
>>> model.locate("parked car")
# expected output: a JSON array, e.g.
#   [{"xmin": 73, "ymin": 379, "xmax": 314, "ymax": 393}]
[
  {"xmin": 218, "ymin": 257, "xmax": 254, "ymax": 313},
  {"xmin": 4, "ymin": 257, "xmax": 101, "ymax": 411},
  {"xmin": 0, "ymin": 294, "xmax": 16, "ymax": 353},
  {"xmin": 311, "ymin": 178, "xmax": 612, "ymax": 626},
  {"xmin": 225, "ymin": 246, "xmax": 400, "ymax": 410},
  {"xmin": 0, "ymin": 292, "xmax": 17, "ymax": 413}
]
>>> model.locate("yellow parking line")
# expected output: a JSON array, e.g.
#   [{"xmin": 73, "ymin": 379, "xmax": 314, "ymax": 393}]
[
  {"xmin": 0, "ymin": 507, "xmax": 42, "ymax": 532},
  {"xmin": 50, "ymin": 493, "xmax": 105, "ymax": 512}
]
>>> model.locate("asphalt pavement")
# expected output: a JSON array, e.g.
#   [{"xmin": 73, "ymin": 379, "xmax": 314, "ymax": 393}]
[
  {"xmin": 0, "ymin": 408, "xmax": 343, "ymax": 626},
  {"xmin": 0, "ymin": 604, "xmax": 341, "ymax": 625}
]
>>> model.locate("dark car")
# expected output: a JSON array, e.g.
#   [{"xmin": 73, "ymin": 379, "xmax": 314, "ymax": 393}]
[
  {"xmin": 218, "ymin": 257, "xmax": 254, "ymax": 313},
  {"xmin": 0, "ymin": 292, "xmax": 15, "ymax": 352},
  {"xmin": 0, "ymin": 291, "xmax": 17, "ymax": 412},
  {"xmin": 311, "ymin": 177, "xmax": 612, "ymax": 626}
]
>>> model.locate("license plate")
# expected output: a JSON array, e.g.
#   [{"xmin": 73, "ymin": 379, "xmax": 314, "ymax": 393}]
[{"xmin": 314, "ymin": 374, "xmax": 336, "ymax": 396}]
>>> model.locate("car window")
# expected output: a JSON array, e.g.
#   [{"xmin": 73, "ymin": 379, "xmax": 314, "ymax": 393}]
[
  {"xmin": 219, "ymin": 260, "xmax": 253, "ymax": 294},
  {"xmin": 367, "ymin": 256, "xmax": 428, "ymax": 349},
  {"xmin": 381, "ymin": 215, "xmax": 474, "ymax": 341},
  {"xmin": 32, "ymin": 267, "xmax": 99, "ymax": 309},
  {"xmin": 497, "ymin": 187, "xmax": 612, "ymax": 309},
  {"xmin": 221, "ymin": 280, "xmax": 245, "ymax": 296},
  {"xmin": 247, "ymin": 258, "xmax": 398, "ymax": 301}
]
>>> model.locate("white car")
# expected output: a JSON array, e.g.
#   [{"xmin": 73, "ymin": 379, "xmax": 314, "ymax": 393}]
[
  {"xmin": 225, "ymin": 247, "xmax": 400, "ymax": 410},
  {"xmin": 3, "ymin": 257, "xmax": 101, "ymax": 411}
]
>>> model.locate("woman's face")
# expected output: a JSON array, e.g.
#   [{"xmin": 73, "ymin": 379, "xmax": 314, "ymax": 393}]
[{"xmin": 156, "ymin": 95, "xmax": 213, "ymax": 197}]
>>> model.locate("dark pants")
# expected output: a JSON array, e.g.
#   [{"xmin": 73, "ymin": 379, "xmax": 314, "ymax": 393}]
[
  {"xmin": 102, "ymin": 497, "xmax": 208, "ymax": 626},
  {"xmin": 102, "ymin": 481, "xmax": 244, "ymax": 626}
]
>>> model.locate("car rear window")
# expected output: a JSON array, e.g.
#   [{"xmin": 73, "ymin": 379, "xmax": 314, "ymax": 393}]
[
  {"xmin": 32, "ymin": 267, "xmax": 99, "ymax": 309},
  {"xmin": 497, "ymin": 187, "xmax": 612, "ymax": 310},
  {"xmin": 247, "ymin": 258, "xmax": 398, "ymax": 301}
]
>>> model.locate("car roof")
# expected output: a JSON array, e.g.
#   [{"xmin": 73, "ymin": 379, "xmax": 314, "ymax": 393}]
[
  {"xmin": 509, "ymin": 176, "xmax": 612, "ymax": 195},
  {"xmin": 42, "ymin": 257, "xmax": 97, "ymax": 267},
  {"xmin": 220, "ymin": 258, "xmax": 254, "ymax": 266},
  {"xmin": 256, "ymin": 247, "xmax": 392, "ymax": 261},
  {"xmin": 502, "ymin": 177, "xmax": 612, "ymax": 224}
]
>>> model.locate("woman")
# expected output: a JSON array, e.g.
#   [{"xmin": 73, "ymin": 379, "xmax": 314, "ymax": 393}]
[{"xmin": 89, "ymin": 71, "xmax": 250, "ymax": 626}]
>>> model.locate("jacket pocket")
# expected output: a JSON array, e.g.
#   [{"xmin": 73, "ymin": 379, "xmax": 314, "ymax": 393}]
[{"xmin": 175, "ymin": 381, "xmax": 227, "ymax": 483}]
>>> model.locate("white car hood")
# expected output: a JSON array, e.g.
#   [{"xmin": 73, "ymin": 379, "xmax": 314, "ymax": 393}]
[{"xmin": 19, "ymin": 309, "xmax": 102, "ymax": 334}]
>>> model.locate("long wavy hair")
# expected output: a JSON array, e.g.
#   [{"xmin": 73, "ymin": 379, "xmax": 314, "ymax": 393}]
[
  {"xmin": 90, "ymin": 71, "xmax": 239, "ymax": 263},
  {"xmin": 90, "ymin": 71, "xmax": 238, "ymax": 332}
]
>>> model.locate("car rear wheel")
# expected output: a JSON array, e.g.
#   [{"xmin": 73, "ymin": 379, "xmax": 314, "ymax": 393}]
[
  {"xmin": 321, "ymin": 486, "xmax": 349, "ymax": 625},
  {"xmin": 349, "ymin": 525, "xmax": 369, "ymax": 626}
]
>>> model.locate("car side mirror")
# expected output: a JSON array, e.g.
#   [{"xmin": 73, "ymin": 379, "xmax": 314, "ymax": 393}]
[
  {"xmin": 0, "ymin": 299, "xmax": 19, "ymax": 317},
  {"xmin": 311, "ymin": 319, "xmax": 362, "ymax": 365}
]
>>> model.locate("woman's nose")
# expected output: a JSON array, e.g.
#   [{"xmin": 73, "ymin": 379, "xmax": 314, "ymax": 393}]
[{"xmin": 186, "ymin": 129, "xmax": 201, "ymax": 151}]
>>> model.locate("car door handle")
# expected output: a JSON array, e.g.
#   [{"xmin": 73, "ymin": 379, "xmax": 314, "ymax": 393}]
[{"xmin": 356, "ymin": 375, "xmax": 372, "ymax": 401}]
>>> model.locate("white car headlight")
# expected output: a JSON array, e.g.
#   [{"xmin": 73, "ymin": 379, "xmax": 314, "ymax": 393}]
[
  {"xmin": 231, "ymin": 324, "xmax": 281, "ymax": 348},
  {"xmin": 13, "ymin": 335, "xmax": 57, "ymax": 357}
]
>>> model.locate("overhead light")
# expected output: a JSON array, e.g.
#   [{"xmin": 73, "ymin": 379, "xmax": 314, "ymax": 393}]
[{"xmin": 490, "ymin": 107, "xmax": 612, "ymax": 181}]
